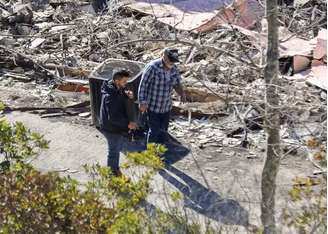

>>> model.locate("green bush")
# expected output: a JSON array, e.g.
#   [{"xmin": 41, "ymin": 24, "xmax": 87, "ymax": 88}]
[
  {"xmin": 0, "ymin": 162, "xmax": 153, "ymax": 233},
  {"xmin": 0, "ymin": 114, "xmax": 48, "ymax": 170}
]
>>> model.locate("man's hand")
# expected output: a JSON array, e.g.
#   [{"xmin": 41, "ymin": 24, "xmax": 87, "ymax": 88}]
[
  {"xmin": 139, "ymin": 104, "xmax": 148, "ymax": 113},
  {"xmin": 125, "ymin": 90, "xmax": 134, "ymax": 99},
  {"xmin": 128, "ymin": 122, "xmax": 137, "ymax": 130}
]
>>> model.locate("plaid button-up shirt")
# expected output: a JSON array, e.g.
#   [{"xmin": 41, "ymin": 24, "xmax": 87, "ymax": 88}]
[{"xmin": 138, "ymin": 58, "xmax": 181, "ymax": 113}]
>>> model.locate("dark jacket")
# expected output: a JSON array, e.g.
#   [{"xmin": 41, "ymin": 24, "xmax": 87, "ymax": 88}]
[{"xmin": 99, "ymin": 80, "xmax": 135, "ymax": 134}]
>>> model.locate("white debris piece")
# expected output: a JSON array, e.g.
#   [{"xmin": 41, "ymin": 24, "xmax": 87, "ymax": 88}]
[{"xmin": 30, "ymin": 38, "xmax": 46, "ymax": 49}]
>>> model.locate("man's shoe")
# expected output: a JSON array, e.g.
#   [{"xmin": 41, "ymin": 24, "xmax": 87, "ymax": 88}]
[
  {"xmin": 113, "ymin": 169, "xmax": 123, "ymax": 177},
  {"xmin": 113, "ymin": 169, "xmax": 130, "ymax": 182}
]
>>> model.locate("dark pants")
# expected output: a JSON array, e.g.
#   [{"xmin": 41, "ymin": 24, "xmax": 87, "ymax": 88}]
[
  {"xmin": 102, "ymin": 131, "xmax": 146, "ymax": 174},
  {"xmin": 147, "ymin": 111, "xmax": 170, "ymax": 144}
]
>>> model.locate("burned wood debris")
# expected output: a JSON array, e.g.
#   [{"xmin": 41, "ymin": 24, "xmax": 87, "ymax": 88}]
[{"xmin": 0, "ymin": 0, "xmax": 326, "ymax": 154}]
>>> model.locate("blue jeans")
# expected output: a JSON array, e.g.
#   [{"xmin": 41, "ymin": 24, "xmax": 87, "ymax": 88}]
[
  {"xmin": 102, "ymin": 131, "xmax": 146, "ymax": 173},
  {"xmin": 147, "ymin": 111, "xmax": 170, "ymax": 144}
]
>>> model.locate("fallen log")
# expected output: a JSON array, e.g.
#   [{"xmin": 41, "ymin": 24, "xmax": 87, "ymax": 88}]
[
  {"xmin": 4, "ymin": 101, "xmax": 90, "ymax": 113},
  {"xmin": 65, "ymin": 101, "xmax": 90, "ymax": 108},
  {"xmin": 3, "ymin": 72, "xmax": 33, "ymax": 82},
  {"xmin": 41, "ymin": 112, "xmax": 67, "ymax": 118}
]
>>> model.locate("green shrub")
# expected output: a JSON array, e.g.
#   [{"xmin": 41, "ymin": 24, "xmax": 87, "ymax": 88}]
[{"xmin": 0, "ymin": 116, "xmax": 48, "ymax": 170}]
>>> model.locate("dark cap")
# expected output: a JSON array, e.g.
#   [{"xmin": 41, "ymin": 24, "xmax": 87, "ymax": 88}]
[{"xmin": 164, "ymin": 48, "xmax": 180, "ymax": 63}]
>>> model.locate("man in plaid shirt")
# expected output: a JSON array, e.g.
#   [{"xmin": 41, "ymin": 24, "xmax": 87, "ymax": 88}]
[{"xmin": 138, "ymin": 48, "xmax": 186, "ymax": 144}]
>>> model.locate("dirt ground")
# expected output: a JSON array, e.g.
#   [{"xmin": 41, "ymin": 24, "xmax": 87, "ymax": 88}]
[{"xmin": 3, "ymin": 108, "xmax": 314, "ymax": 233}]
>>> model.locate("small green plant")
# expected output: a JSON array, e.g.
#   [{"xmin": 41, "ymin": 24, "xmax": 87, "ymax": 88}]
[
  {"xmin": 0, "ymin": 120, "xmax": 48, "ymax": 168},
  {"xmin": 0, "ymin": 101, "xmax": 5, "ymax": 111},
  {"xmin": 171, "ymin": 191, "xmax": 182, "ymax": 202},
  {"xmin": 124, "ymin": 143, "xmax": 166, "ymax": 170},
  {"xmin": 282, "ymin": 139, "xmax": 327, "ymax": 234},
  {"xmin": 0, "ymin": 113, "xmax": 48, "ymax": 171},
  {"xmin": 282, "ymin": 177, "xmax": 326, "ymax": 234}
]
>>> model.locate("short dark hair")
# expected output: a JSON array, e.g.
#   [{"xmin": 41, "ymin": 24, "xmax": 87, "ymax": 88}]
[{"xmin": 112, "ymin": 69, "xmax": 130, "ymax": 81}]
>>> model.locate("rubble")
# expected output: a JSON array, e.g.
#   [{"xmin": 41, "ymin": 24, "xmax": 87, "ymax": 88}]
[
  {"xmin": 306, "ymin": 65, "xmax": 327, "ymax": 90},
  {"xmin": 281, "ymin": 29, "xmax": 327, "ymax": 90},
  {"xmin": 0, "ymin": 0, "xmax": 326, "ymax": 152}
]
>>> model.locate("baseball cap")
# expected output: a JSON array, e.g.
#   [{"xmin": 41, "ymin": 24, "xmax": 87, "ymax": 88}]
[{"xmin": 164, "ymin": 48, "xmax": 180, "ymax": 63}]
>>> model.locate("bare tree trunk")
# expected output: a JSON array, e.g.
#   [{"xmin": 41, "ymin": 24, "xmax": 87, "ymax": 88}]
[{"xmin": 261, "ymin": 0, "xmax": 281, "ymax": 233}]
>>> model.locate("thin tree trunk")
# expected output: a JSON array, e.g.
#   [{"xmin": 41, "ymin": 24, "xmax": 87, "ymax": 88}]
[{"xmin": 261, "ymin": 0, "xmax": 281, "ymax": 233}]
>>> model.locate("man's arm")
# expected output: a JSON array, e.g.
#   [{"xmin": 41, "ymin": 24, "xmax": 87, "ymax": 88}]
[
  {"xmin": 174, "ymin": 84, "xmax": 186, "ymax": 102},
  {"xmin": 125, "ymin": 96, "xmax": 136, "ymax": 121},
  {"xmin": 172, "ymin": 68, "xmax": 186, "ymax": 102},
  {"xmin": 125, "ymin": 97, "xmax": 137, "ymax": 130},
  {"xmin": 138, "ymin": 65, "xmax": 153, "ymax": 112}
]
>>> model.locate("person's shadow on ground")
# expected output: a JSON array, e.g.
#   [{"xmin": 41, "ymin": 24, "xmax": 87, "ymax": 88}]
[
  {"xmin": 154, "ymin": 135, "xmax": 249, "ymax": 226},
  {"xmin": 158, "ymin": 164, "xmax": 249, "ymax": 226},
  {"xmin": 101, "ymin": 130, "xmax": 249, "ymax": 227}
]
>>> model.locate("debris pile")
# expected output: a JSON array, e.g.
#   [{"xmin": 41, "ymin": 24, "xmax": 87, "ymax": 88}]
[{"xmin": 0, "ymin": 0, "xmax": 326, "ymax": 153}]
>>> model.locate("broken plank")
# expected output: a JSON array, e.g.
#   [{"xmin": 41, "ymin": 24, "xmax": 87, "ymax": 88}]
[
  {"xmin": 3, "ymin": 73, "xmax": 33, "ymax": 82},
  {"xmin": 41, "ymin": 113, "xmax": 67, "ymax": 118},
  {"xmin": 4, "ymin": 101, "xmax": 90, "ymax": 113},
  {"xmin": 30, "ymin": 38, "xmax": 46, "ymax": 49},
  {"xmin": 65, "ymin": 110, "xmax": 84, "ymax": 116},
  {"xmin": 5, "ymin": 106, "xmax": 63, "ymax": 112},
  {"xmin": 65, "ymin": 101, "xmax": 90, "ymax": 109}
]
